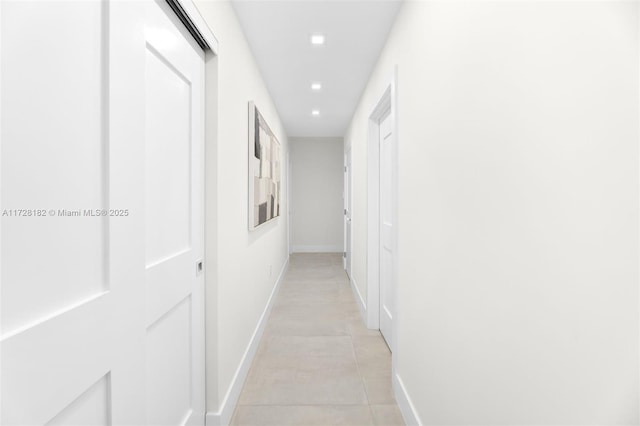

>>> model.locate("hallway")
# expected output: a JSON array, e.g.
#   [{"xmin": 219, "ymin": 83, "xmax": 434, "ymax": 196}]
[
  {"xmin": 2, "ymin": 1, "xmax": 639, "ymax": 424},
  {"xmin": 231, "ymin": 254, "xmax": 404, "ymax": 425}
]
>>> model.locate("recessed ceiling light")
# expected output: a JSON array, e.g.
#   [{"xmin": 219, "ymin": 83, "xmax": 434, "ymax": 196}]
[
  {"xmin": 310, "ymin": 34, "xmax": 325, "ymax": 45},
  {"xmin": 311, "ymin": 109, "xmax": 320, "ymax": 116},
  {"xmin": 311, "ymin": 82, "xmax": 322, "ymax": 91}
]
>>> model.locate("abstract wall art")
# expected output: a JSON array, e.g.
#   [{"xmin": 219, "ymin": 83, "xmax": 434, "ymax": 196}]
[{"xmin": 248, "ymin": 101, "xmax": 281, "ymax": 230}]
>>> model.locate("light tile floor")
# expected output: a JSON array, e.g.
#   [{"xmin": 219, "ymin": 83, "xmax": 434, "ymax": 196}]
[{"xmin": 231, "ymin": 253, "xmax": 405, "ymax": 426}]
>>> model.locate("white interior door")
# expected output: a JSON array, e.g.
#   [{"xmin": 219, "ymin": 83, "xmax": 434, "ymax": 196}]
[
  {"xmin": 1, "ymin": 1, "xmax": 147, "ymax": 424},
  {"xmin": 144, "ymin": 1, "xmax": 205, "ymax": 425},
  {"xmin": 379, "ymin": 110, "xmax": 394, "ymax": 349},
  {"xmin": 344, "ymin": 149, "xmax": 352, "ymax": 277},
  {"xmin": 1, "ymin": 0, "xmax": 205, "ymax": 424}
]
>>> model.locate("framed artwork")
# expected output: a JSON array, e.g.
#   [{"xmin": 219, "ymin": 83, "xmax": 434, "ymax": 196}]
[{"xmin": 248, "ymin": 101, "xmax": 281, "ymax": 230}]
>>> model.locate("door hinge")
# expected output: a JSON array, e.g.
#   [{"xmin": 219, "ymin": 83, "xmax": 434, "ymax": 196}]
[
  {"xmin": 343, "ymin": 252, "xmax": 346, "ymax": 258},
  {"xmin": 344, "ymin": 209, "xmax": 347, "ymax": 215}
]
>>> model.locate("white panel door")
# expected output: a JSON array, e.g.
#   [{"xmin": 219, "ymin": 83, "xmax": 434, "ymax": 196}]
[
  {"xmin": 379, "ymin": 110, "xmax": 394, "ymax": 349},
  {"xmin": 1, "ymin": 0, "xmax": 205, "ymax": 424},
  {"xmin": 1, "ymin": 1, "xmax": 147, "ymax": 424},
  {"xmin": 344, "ymin": 149, "xmax": 352, "ymax": 277},
  {"xmin": 143, "ymin": 1, "xmax": 205, "ymax": 425}
]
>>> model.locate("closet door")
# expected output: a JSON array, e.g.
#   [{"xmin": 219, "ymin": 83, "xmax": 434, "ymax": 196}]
[
  {"xmin": 143, "ymin": 1, "xmax": 205, "ymax": 424},
  {"xmin": 1, "ymin": 1, "xmax": 205, "ymax": 424}
]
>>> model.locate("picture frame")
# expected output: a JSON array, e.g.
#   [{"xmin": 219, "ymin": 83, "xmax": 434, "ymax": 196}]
[{"xmin": 248, "ymin": 101, "xmax": 281, "ymax": 230}]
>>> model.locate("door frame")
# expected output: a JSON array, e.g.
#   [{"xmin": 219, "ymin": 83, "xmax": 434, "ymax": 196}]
[
  {"xmin": 288, "ymin": 150, "xmax": 293, "ymax": 254},
  {"xmin": 366, "ymin": 67, "xmax": 398, "ymax": 354},
  {"xmin": 344, "ymin": 146, "xmax": 352, "ymax": 274}
]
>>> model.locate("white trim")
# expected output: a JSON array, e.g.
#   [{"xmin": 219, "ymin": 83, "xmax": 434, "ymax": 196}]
[
  {"xmin": 287, "ymin": 151, "xmax": 293, "ymax": 255},
  {"xmin": 343, "ymin": 150, "xmax": 347, "ymax": 271},
  {"xmin": 350, "ymin": 277, "xmax": 367, "ymax": 322},
  {"xmin": 205, "ymin": 257, "xmax": 289, "ymax": 426},
  {"xmin": 292, "ymin": 245, "xmax": 342, "ymax": 253},
  {"xmin": 205, "ymin": 411, "xmax": 218, "ymax": 426},
  {"xmin": 0, "ymin": 1, "xmax": 3, "ymax": 421},
  {"xmin": 366, "ymin": 114, "xmax": 380, "ymax": 330},
  {"xmin": 175, "ymin": 0, "xmax": 219, "ymax": 54},
  {"xmin": 393, "ymin": 373, "xmax": 422, "ymax": 426},
  {"xmin": 344, "ymin": 146, "xmax": 352, "ymax": 276},
  {"xmin": 390, "ymin": 65, "xmax": 400, "ymax": 375}
]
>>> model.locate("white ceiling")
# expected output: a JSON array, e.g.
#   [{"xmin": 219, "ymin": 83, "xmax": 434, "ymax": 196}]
[{"xmin": 231, "ymin": 0, "xmax": 403, "ymax": 137}]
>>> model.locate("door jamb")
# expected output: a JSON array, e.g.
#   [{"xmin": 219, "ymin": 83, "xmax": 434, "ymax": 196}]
[{"xmin": 288, "ymin": 150, "xmax": 293, "ymax": 254}]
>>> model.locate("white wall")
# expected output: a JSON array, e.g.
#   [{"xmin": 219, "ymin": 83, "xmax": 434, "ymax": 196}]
[
  {"xmin": 194, "ymin": 0, "xmax": 289, "ymax": 422},
  {"xmin": 345, "ymin": 2, "xmax": 639, "ymax": 424},
  {"xmin": 290, "ymin": 137, "xmax": 344, "ymax": 253}
]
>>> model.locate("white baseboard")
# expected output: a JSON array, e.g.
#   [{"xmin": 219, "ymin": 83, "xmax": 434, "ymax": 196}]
[
  {"xmin": 393, "ymin": 373, "xmax": 422, "ymax": 426},
  {"xmin": 350, "ymin": 276, "xmax": 367, "ymax": 323},
  {"xmin": 205, "ymin": 411, "xmax": 218, "ymax": 426},
  {"xmin": 205, "ymin": 257, "xmax": 290, "ymax": 426},
  {"xmin": 292, "ymin": 245, "xmax": 342, "ymax": 253}
]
